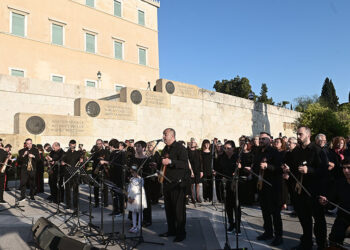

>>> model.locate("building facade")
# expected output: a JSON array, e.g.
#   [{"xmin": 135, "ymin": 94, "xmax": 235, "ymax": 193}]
[{"xmin": 0, "ymin": 0, "xmax": 160, "ymax": 91}]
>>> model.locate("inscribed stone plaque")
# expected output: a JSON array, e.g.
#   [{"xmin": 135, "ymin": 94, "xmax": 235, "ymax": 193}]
[
  {"xmin": 130, "ymin": 90, "xmax": 142, "ymax": 104},
  {"xmin": 165, "ymin": 81, "xmax": 175, "ymax": 94},
  {"xmin": 26, "ymin": 116, "xmax": 46, "ymax": 135},
  {"xmin": 85, "ymin": 101, "xmax": 100, "ymax": 117}
]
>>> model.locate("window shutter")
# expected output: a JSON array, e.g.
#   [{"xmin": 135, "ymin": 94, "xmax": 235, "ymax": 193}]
[
  {"xmin": 86, "ymin": 33, "xmax": 95, "ymax": 53},
  {"xmin": 52, "ymin": 24, "xmax": 63, "ymax": 45},
  {"xmin": 12, "ymin": 13, "xmax": 25, "ymax": 36}
]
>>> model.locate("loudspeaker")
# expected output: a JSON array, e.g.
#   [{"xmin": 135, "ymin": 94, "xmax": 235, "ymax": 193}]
[{"xmin": 32, "ymin": 217, "xmax": 98, "ymax": 250}]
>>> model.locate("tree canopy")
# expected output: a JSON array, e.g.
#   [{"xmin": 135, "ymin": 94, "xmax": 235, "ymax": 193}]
[
  {"xmin": 213, "ymin": 75, "xmax": 254, "ymax": 99},
  {"xmin": 319, "ymin": 77, "xmax": 339, "ymax": 110},
  {"xmin": 257, "ymin": 83, "xmax": 274, "ymax": 105}
]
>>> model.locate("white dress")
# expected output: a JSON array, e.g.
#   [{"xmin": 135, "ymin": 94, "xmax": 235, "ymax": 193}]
[{"xmin": 127, "ymin": 177, "xmax": 147, "ymax": 212}]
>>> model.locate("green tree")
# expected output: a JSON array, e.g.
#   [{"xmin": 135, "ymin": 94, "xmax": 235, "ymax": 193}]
[
  {"xmin": 257, "ymin": 83, "xmax": 274, "ymax": 105},
  {"xmin": 213, "ymin": 75, "xmax": 254, "ymax": 99},
  {"xmin": 319, "ymin": 77, "xmax": 339, "ymax": 110},
  {"xmin": 295, "ymin": 103, "xmax": 350, "ymax": 140},
  {"xmin": 293, "ymin": 95, "xmax": 319, "ymax": 112}
]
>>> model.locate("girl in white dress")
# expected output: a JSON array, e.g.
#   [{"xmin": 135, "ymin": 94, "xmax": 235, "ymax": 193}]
[{"xmin": 127, "ymin": 165, "xmax": 147, "ymax": 233}]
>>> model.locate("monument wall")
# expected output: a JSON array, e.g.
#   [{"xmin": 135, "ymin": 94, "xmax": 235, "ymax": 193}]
[{"xmin": 0, "ymin": 75, "xmax": 299, "ymax": 152}]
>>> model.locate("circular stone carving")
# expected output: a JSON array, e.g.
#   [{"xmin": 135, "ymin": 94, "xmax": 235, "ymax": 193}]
[
  {"xmin": 130, "ymin": 90, "xmax": 142, "ymax": 104},
  {"xmin": 85, "ymin": 101, "xmax": 100, "ymax": 117},
  {"xmin": 165, "ymin": 81, "xmax": 175, "ymax": 94},
  {"xmin": 26, "ymin": 116, "xmax": 46, "ymax": 135}
]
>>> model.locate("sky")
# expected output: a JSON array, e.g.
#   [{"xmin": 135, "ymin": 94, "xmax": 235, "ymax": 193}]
[{"xmin": 158, "ymin": 0, "xmax": 350, "ymax": 105}]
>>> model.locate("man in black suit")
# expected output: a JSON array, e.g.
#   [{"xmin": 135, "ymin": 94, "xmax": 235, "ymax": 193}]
[{"xmin": 158, "ymin": 128, "xmax": 189, "ymax": 242}]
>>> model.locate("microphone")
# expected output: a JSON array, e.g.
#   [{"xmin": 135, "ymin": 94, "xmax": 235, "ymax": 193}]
[
  {"xmin": 145, "ymin": 173, "xmax": 158, "ymax": 179},
  {"xmin": 154, "ymin": 139, "xmax": 163, "ymax": 142}
]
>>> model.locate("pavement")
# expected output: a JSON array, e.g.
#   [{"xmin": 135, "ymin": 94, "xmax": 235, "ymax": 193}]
[{"xmin": 0, "ymin": 182, "xmax": 349, "ymax": 250}]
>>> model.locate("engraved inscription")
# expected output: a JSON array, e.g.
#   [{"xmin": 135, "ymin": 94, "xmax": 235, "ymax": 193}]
[
  {"xmin": 176, "ymin": 85, "xmax": 197, "ymax": 97},
  {"xmin": 47, "ymin": 119, "xmax": 89, "ymax": 135},
  {"xmin": 144, "ymin": 92, "xmax": 167, "ymax": 106},
  {"xmin": 104, "ymin": 105, "xmax": 134, "ymax": 120}
]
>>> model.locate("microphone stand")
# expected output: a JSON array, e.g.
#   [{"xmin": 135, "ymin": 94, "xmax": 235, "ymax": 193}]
[
  {"xmin": 221, "ymin": 178, "xmax": 231, "ymax": 250},
  {"xmin": 210, "ymin": 140, "xmax": 218, "ymax": 210}
]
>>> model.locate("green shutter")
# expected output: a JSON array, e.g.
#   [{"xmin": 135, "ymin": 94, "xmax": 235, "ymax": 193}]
[
  {"xmin": 52, "ymin": 75, "xmax": 63, "ymax": 82},
  {"xmin": 86, "ymin": 33, "xmax": 95, "ymax": 53},
  {"xmin": 139, "ymin": 48, "xmax": 146, "ymax": 65},
  {"xmin": 114, "ymin": 41, "xmax": 122, "ymax": 59},
  {"xmin": 11, "ymin": 69, "xmax": 24, "ymax": 77},
  {"xmin": 52, "ymin": 24, "xmax": 63, "ymax": 45},
  {"xmin": 86, "ymin": 0, "xmax": 94, "ymax": 7},
  {"xmin": 12, "ymin": 13, "xmax": 25, "ymax": 37},
  {"xmin": 138, "ymin": 10, "xmax": 145, "ymax": 26},
  {"xmin": 114, "ymin": 0, "xmax": 121, "ymax": 17},
  {"xmin": 86, "ymin": 81, "xmax": 96, "ymax": 87}
]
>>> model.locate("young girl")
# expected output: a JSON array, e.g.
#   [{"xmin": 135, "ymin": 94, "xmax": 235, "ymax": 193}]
[{"xmin": 127, "ymin": 165, "xmax": 147, "ymax": 233}]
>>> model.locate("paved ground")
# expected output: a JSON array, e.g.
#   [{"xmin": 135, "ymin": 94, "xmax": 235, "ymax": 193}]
[{"xmin": 0, "ymin": 183, "xmax": 349, "ymax": 250}]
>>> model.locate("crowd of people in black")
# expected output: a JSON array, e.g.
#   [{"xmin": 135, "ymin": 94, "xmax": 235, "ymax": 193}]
[{"xmin": 0, "ymin": 127, "xmax": 350, "ymax": 248}]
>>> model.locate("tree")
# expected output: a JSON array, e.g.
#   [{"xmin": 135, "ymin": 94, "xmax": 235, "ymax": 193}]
[
  {"xmin": 213, "ymin": 75, "xmax": 254, "ymax": 99},
  {"xmin": 319, "ymin": 77, "xmax": 339, "ymax": 110},
  {"xmin": 276, "ymin": 101, "xmax": 290, "ymax": 108},
  {"xmin": 295, "ymin": 103, "xmax": 350, "ymax": 140},
  {"xmin": 257, "ymin": 83, "xmax": 274, "ymax": 105},
  {"xmin": 293, "ymin": 95, "xmax": 319, "ymax": 112}
]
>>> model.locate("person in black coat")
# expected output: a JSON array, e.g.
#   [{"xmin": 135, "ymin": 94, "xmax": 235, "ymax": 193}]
[
  {"xmin": 188, "ymin": 138, "xmax": 202, "ymax": 203},
  {"xmin": 252, "ymin": 132, "xmax": 283, "ymax": 246},
  {"xmin": 200, "ymin": 139, "xmax": 213, "ymax": 202},
  {"xmin": 18, "ymin": 138, "xmax": 40, "ymax": 201},
  {"xmin": 158, "ymin": 128, "xmax": 188, "ymax": 243}
]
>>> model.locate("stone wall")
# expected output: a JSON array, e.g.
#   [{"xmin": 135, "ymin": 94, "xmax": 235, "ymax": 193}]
[{"xmin": 0, "ymin": 75, "xmax": 299, "ymax": 152}]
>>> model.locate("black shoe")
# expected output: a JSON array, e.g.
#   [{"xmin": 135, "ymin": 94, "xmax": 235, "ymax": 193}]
[
  {"xmin": 0, "ymin": 200, "xmax": 7, "ymax": 204},
  {"xmin": 47, "ymin": 195, "xmax": 52, "ymax": 201},
  {"xmin": 271, "ymin": 236, "xmax": 283, "ymax": 246},
  {"xmin": 227, "ymin": 224, "xmax": 234, "ymax": 234},
  {"xmin": 18, "ymin": 197, "xmax": 26, "ymax": 202},
  {"xmin": 173, "ymin": 235, "xmax": 186, "ymax": 242},
  {"xmin": 159, "ymin": 232, "xmax": 175, "ymax": 237},
  {"xmin": 257, "ymin": 233, "xmax": 273, "ymax": 241},
  {"xmin": 30, "ymin": 196, "xmax": 35, "ymax": 201},
  {"xmin": 95, "ymin": 203, "xmax": 99, "ymax": 208}
]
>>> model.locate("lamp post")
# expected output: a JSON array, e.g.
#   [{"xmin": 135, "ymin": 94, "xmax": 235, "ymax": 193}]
[
  {"xmin": 97, "ymin": 71, "xmax": 101, "ymax": 88},
  {"xmin": 248, "ymin": 91, "xmax": 254, "ymax": 101}
]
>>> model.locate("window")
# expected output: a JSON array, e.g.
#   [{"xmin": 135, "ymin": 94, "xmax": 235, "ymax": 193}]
[
  {"xmin": 138, "ymin": 10, "xmax": 145, "ymax": 26},
  {"xmin": 138, "ymin": 47, "xmax": 147, "ymax": 65},
  {"xmin": 85, "ymin": 80, "xmax": 97, "ymax": 87},
  {"xmin": 114, "ymin": 41, "xmax": 123, "ymax": 60},
  {"xmin": 85, "ymin": 33, "xmax": 96, "ymax": 53},
  {"xmin": 52, "ymin": 23, "xmax": 63, "ymax": 45},
  {"xmin": 10, "ymin": 68, "xmax": 25, "ymax": 77},
  {"xmin": 11, "ymin": 12, "xmax": 26, "ymax": 37},
  {"xmin": 115, "ymin": 84, "xmax": 124, "ymax": 92},
  {"xmin": 114, "ymin": 0, "xmax": 121, "ymax": 17},
  {"xmin": 51, "ymin": 74, "xmax": 64, "ymax": 83},
  {"xmin": 86, "ymin": 0, "xmax": 94, "ymax": 7}
]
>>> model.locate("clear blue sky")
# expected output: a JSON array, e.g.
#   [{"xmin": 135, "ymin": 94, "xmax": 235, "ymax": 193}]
[{"xmin": 158, "ymin": 0, "xmax": 350, "ymax": 105}]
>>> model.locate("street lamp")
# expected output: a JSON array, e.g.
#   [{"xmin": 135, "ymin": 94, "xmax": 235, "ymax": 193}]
[{"xmin": 248, "ymin": 91, "xmax": 254, "ymax": 100}]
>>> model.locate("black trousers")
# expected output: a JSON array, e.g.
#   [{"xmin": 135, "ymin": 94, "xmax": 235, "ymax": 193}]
[
  {"xmin": 20, "ymin": 170, "xmax": 36, "ymax": 198},
  {"xmin": 0, "ymin": 173, "xmax": 5, "ymax": 200},
  {"xmin": 65, "ymin": 176, "xmax": 79, "ymax": 209},
  {"xmin": 215, "ymin": 178, "xmax": 224, "ymax": 202},
  {"xmin": 294, "ymin": 192, "xmax": 327, "ymax": 248},
  {"xmin": 164, "ymin": 185, "xmax": 186, "ymax": 237},
  {"xmin": 329, "ymin": 215, "xmax": 350, "ymax": 247},
  {"xmin": 36, "ymin": 164, "xmax": 44, "ymax": 193},
  {"xmin": 259, "ymin": 188, "xmax": 283, "ymax": 237},
  {"xmin": 202, "ymin": 175, "xmax": 213, "ymax": 201},
  {"xmin": 49, "ymin": 171, "xmax": 64, "ymax": 202},
  {"xmin": 225, "ymin": 184, "xmax": 241, "ymax": 228},
  {"xmin": 143, "ymin": 179, "xmax": 152, "ymax": 224}
]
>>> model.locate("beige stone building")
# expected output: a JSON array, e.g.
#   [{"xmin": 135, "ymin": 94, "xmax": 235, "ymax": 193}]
[
  {"xmin": 0, "ymin": 0, "xmax": 160, "ymax": 90},
  {"xmin": 0, "ymin": 0, "xmax": 300, "ymax": 152}
]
